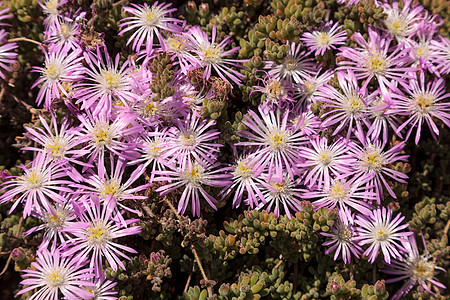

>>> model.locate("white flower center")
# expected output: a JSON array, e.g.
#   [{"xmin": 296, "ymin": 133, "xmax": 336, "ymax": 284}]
[
  {"xmin": 45, "ymin": 137, "xmax": 67, "ymax": 159},
  {"xmin": 233, "ymin": 160, "xmax": 253, "ymax": 180},
  {"xmin": 87, "ymin": 221, "xmax": 110, "ymax": 247},
  {"xmin": 45, "ymin": 267, "xmax": 67, "ymax": 287},
  {"xmin": 141, "ymin": 7, "xmax": 160, "ymax": 27},
  {"xmin": 202, "ymin": 45, "xmax": 222, "ymax": 64},
  {"xmin": 45, "ymin": 61, "xmax": 62, "ymax": 81},
  {"xmin": 183, "ymin": 164, "xmax": 204, "ymax": 187},
  {"xmin": 413, "ymin": 92, "xmax": 435, "ymax": 114},
  {"xmin": 373, "ymin": 226, "xmax": 391, "ymax": 241},
  {"xmin": 92, "ymin": 123, "xmax": 113, "ymax": 147},
  {"xmin": 22, "ymin": 170, "xmax": 45, "ymax": 189},
  {"xmin": 100, "ymin": 179, "xmax": 123, "ymax": 199}
]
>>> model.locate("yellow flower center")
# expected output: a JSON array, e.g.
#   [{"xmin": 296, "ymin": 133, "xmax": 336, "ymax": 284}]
[
  {"xmin": 269, "ymin": 132, "xmax": 287, "ymax": 151},
  {"xmin": 234, "ymin": 161, "xmax": 253, "ymax": 179},
  {"xmin": 142, "ymin": 7, "xmax": 160, "ymax": 27},
  {"xmin": 180, "ymin": 132, "xmax": 196, "ymax": 146},
  {"xmin": 102, "ymin": 70, "xmax": 121, "ymax": 90},
  {"xmin": 412, "ymin": 260, "xmax": 433, "ymax": 281},
  {"xmin": 368, "ymin": 52, "xmax": 388, "ymax": 74},
  {"xmin": 167, "ymin": 37, "xmax": 184, "ymax": 52},
  {"xmin": 93, "ymin": 125, "xmax": 111, "ymax": 145},
  {"xmin": 46, "ymin": 63, "xmax": 61, "ymax": 81},
  {"xmin": 23, "ymin": 171, "xmax": 44, "ymax": 189},
  {"xmin": 317, "ymin": 32, "xmax": 331, "ymax": 46},
  {"xmin": 374, "ymin": 227, "xmax": 390, "ymax": 241},
  {"xmin": 267, "ymin": 79, "xmax": 283, "ymax": 97},
  {"xmin": 415, "ymin": 94, "xmax": 434, "ymax": 112},
  {"xmin": 284, "ymin": 58, "xmax": 297, "ymax": 71},
  {"xmin": 183, "ymin": 164, "xmax": 204, "ymax": 186},
  {"xmin": 101, "ymin": 180, "xmax": 121, "ymax": 198},
  {"xmin": 87, "ymin": 222, "xmax": 110, "ymax": 245},
  {"xmin": 46, "ymin": 138, "xmax": 65, "ymax": 159},
  {"xmin": 363, "ymin": 151, "xmax": 383, "ymax": 170},
  {"xmin": 203, "ymin": 45, "xmax": 221, "ymax": 63},
  {"xmin": 46, "ymin": 268, "xmax": 66, "ymax": 287},
  {"xmin": 319, "ymin": 150, "xmax": 333, "ymax": 166}
]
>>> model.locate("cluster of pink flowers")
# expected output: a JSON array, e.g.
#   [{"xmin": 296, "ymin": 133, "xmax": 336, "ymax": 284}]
[{"xmin": 0, "ymin": 0, "xmax": 447, "ymax": 299}]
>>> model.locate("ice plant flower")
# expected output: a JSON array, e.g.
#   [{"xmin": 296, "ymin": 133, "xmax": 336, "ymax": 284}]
[
  {"xmin": 302, "ymin": 176, "xmax": 375, "ymax": 216},
  {"xmin": 321, "ymin": 208, "xmax": 363, "ymax": 264},
  {"xmin": 222, "ymin": 156, "xmax": 265, "ymax": 209},
  {"xmin": 352, "ymin": 140, "xmax": 408, "ymax": 202},
  {"xmin": 265, "ymin": 41, "xmax": 316, "ymax": 84},
  {"xmin": 429, "ymin": 36, "xmax": 450, "ymax": 75},
  {"xmin": 251, "ymin": 74, "xmax": 295, "ymax": 113},
  {"xmin": 393, "ymin": 73, "xmax": 450, "ymax": 144},
  {"xmin": 76, "ymin": 111, "xmax": 141, "ymax": 166},
  {"xmin": 0, "ymin": 152, "xmax": 72, "ymax": 218},
  {"xmin": 39, "ymin": 0, "xmax": 68, "ymax": 29},
  {"xmin": 63, "ymin": 194, "xmax": 142, "ymax": 277},
  {"xmin": 258, "ymin": 173, "xmax": 303, "ymax": 219},
  {"xmin": 77, "ymin": 158, "xmax": 148, "ymax": 217},
  {"xmin": 45, "ymin": 19, "xmax": 81, "ymax": 52},
  {"xmin": 74, "ymin": 46, "xmax": 135, "ymax": 116},
  {"xmin": 290, "ymin": 109, "xmax": 322, "ymax": 136},
  {"xmin": 318, "ymin": 71, "xmax": 369, "ymax": 140},
  {"xmin": 382, "ymin": 235, "xmax": 446, "ymax": 299},
  {"xmin": 0, "ymin": 29, "xmax": 18, "ymax": 80},
  {"xmin": 32, "ymin": 46, "xmax": 84, "ymax": 110},
  {"xmin": 366, "ymin": 88, "xmax": 402, "ymax": 146},
  {"xmin": 293, "ymin": 69, "xmax": 333, "ymax": 110},
  {"xmin": 298, "ymin": 137, "xmax": 355, "ymax": 190},
  {"xmin": 188, "ymin": 25, "xmax": 246, "ymax": 86},
  {"xmin": 86, "ymin": 278, "xmax": 118, "ymax": 300},
  {"xmin": 17, "ymin": 247, "xmax": 95, "ymax": 300},
  {"xmin": 120, "ymin": 2, "xmax": 183, "ymax": 51},
  {"xmin": 22, "ymin": 115, "xmax": 87, "ymax": 162},
  {"xmin": 337, "ymin": 28, "xmax": 416, "ymax": 92},
  {"xmin": 237, "ymin": 106, "xmax": 307, "ymax": 180},
  {"xmin": 355, "ymin": 206, "xmax": 413, "ymax": 264},
  {"xmin": 163, "ymin": 112, "xmax": 221, "ymax": 168},
  {"xmin": 153, "ymin": 160, "xmax": 232, "ymax": 217},
  {"xmin": 301, "ymin": 21, "xmax": 347, "ymax": 56},
  {"xmin": 381, "ymin": 0, "xmax": 424, "ymax": 43}
]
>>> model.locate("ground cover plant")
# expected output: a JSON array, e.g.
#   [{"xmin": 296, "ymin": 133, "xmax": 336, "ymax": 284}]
[{"xmin": 0, "ymin": 0, "xmax": 449, "ymax": 299}]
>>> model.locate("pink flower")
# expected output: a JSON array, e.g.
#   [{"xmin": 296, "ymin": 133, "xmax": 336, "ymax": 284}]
[
  {"xmin": 18, "ymin": 247, "xmax": 95, "ymax": 300},
  {"xmin": 355, "ymin": 206, "xmax": 413, "ymax": 264}
]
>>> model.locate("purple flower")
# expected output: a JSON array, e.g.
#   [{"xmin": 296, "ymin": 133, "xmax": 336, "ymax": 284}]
[
  {"xmin": 352, "ymin": 139, "xmax": 408, "ymax": 202},
  {"xmin": 154, "ymin": 160, "xmax": 232, "ymax": 217},
  {"xmin": 0, "ymin": 29, "xmax": 17, "ymax": 79},
  {"xmin": 44, "ymin": 18, "xmax": 81, "ymax": 52},
  {"xmin": 187, "ymin": 25, "xmax": 246, "ymax": 86},
  {"xmin": 24, "ymin": 200, "xmax": 77, "ymax": 250},
  {"xmin": 0, "ymin": 152, "xmax": 72, "ymax": 218},
  {"xmin": 298, "ymin": 136, "xmax": 355, "ymax": 190},
  {"xmin": 337, "ymin": 28, "xmax": 416, "ymax": 92},
  {"xmin": 258, "ymin": 173, "xmax": 303, "ymax": 219},
  {"xmin": 318, "ymin": 70, "xmax": 369, "ymax": 140},
  {"xmin": 321, "ymin": 208, "xmax": 363, "ymax": 264},
  {"xmin": 355, "ymin": 206, "xmax": 413, "ymax": 264},
  {"xmin": 429, "ymin": 36, "xmax": 450, "ymax": 75},
  {"xmin": 22, "ymin": 115, "xmax": 87, "ymax": 162},
  {"xmin": 381, "ymin": 0, "xmax": 424, "ymax": 43},
  {"xmin": 222, "ymin": 156, "xmax": 265, "ymax": 209},
  {"xmin": 237, "ymin": 106, "xmax": 308, "ymax": 180},
  {"xmin": 17, "ymin": 247, "xmax": 95, "ymax": 300},
  {"xmin": 32, "ymin": 46, "xmax": 84, "ymax": 110},
  {"xmin": 382, "ymin": 234, "xmax": 446, "ymax": 299},
  {"xmin": 302, "ymin": 175, "xmax": 375, "ymax": 216},
  {"xmin": 119, "ymin": 2, "xmax": 183, "ymax": 51},
  {"xmin": 63, "ymin": 194, "xmax": 142, "ymax": 277},
  {"xmin": 251, "ymin": 74, "xmax": 295, "ymax": 114},
  {"xmin": 39, "ymin": 0, "xmax": 69, "ymax": 30},
  {"xmin": 293, "ymin": 69, "xmax": 333, "ymax": 110},
  {"xmin": 75, "ymin": 111, "xmax": 141, "ymax": 167},
  {"xmin": 265, "ymin": 41, "xmax": 316, "ymax": 84},
  {"xmin": 163, "ymin": 112, "xmax": 221, "ymax": 168},
  {"xmin": 301, "ymin": 21, "xmax": 347, "ymax": 56},
  {"xmin": 393, "ymin": 73, "xmax": 450, "ymax": 144},
  {"xmin": 74, "ymin": 46, "xmax": 135, "ymax": 116},
  {"xmin": 365, "ymin": 88, "xmax": 402, "ymax": 146}
]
